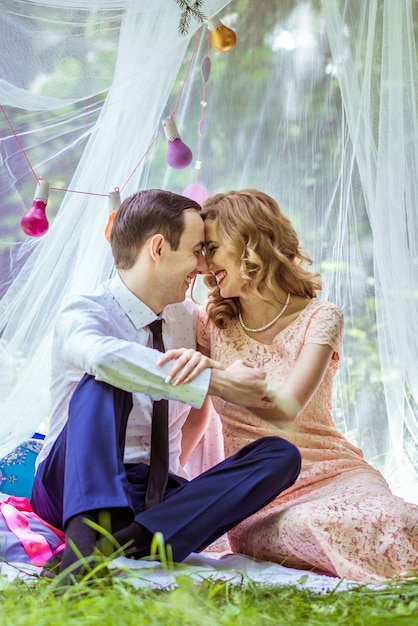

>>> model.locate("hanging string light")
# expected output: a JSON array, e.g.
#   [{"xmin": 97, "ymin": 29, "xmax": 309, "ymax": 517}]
[
  {"xmin": 207, "ymin": 16, "xmax": 236, "ymax": 52},
  {"xmin": 162, "ymin": 117, "xmax": 193, "ymax": 169},
  {"xmin": 2, "ymin": 16, "xmax": 236, "ymax": 238},
  {"xmin": 183, "ymin": 34, "xmax": 213, "ymax": 204},
  {"xmin": 20, "ymin": 178, "xmax": 50, "ymax": 237},
  {"xmin": 104, "ymin": 189, "xmax": 121, "ymax": 242}
]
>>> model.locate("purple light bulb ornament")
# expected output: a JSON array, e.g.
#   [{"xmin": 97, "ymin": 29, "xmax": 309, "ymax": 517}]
[
  {"xmin": 21, "ymin": 178, "xmax": 50, "ymax": 237},
  {"xmin": 162, "ymin": 117, "xmax": 193, "ymax": 169}
]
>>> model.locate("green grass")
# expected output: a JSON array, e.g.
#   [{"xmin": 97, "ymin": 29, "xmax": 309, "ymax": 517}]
[{"xmin": 1, "ymin": 564, "xmax": 418, "ymax": 626}]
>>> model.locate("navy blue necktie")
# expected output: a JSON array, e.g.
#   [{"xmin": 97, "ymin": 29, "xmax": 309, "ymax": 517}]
[{"xmin": 144, "ymin": 319, "xmax": 169, "ymax": 510}]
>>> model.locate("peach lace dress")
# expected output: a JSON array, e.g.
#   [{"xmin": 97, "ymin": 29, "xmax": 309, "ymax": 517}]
[{"xmin": 198, "ymin": 298, "xmax": 418, "ymax": 582}]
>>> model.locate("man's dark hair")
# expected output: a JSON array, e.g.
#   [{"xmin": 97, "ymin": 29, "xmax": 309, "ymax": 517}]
[{"xmin": 111, "ymin": 189, "xmax": 201, "ymax": 269}]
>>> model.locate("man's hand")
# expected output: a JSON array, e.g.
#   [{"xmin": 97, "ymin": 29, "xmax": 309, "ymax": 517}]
[{"xmin": 209, "ymin": 360, "xmax": 272, "ymax": 407}]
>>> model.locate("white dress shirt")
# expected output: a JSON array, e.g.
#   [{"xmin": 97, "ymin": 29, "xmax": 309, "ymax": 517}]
[{"xmin": 36, "ymin": 273, "xmax": 210, "ymax": 477}]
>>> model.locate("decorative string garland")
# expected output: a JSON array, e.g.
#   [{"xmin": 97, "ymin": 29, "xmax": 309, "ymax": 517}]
[
  {"xmin": 1, "ymin": 14, "xmax": 236, "ymax": 238},
  {"xmin": 183, "ymin": 31, "xmax": 212, "ymax": 205}
]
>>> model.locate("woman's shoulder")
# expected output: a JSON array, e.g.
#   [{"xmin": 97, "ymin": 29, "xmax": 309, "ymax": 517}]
[
  {"xmin": 308, "ymin": 297, "xmax": 342, "ymax": 312},
  {"xmin": 304, "ymin": 297, "xmax": 344, "ymax": 322},
  {"xmin": 302, "ymin": 298, "xmax": 344, "ymax": 351}
]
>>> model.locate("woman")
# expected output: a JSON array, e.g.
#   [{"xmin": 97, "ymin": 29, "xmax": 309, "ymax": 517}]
[{"xmin": 175, "ymin": 188, "xmax": 418, "ymax": 583}]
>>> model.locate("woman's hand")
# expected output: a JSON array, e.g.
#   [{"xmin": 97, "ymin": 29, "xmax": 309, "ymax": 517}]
[{"xmin": 157, "ymin": 348, "xmax": 224, "ymax": 385}]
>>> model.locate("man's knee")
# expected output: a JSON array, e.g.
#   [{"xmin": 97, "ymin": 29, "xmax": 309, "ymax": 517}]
[{"xmin": 251, "ymin": 436, "xmax": 301, "ymax": 474}]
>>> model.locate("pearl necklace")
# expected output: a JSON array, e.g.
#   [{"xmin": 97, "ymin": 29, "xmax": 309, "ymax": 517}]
[{"xmin": 238, "ymin": 293, "xmax": 291, "ymax": 333}]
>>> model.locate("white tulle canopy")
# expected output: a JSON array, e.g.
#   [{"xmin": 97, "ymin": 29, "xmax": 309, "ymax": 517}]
[{"xmin": 0, "ymin": 0, "xmax": 417, "ymax": 502}]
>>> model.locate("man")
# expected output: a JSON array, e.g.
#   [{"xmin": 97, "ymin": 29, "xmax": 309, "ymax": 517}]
[{"xmin": 31, "ymin": 189, "xmax": 301, "ymax": 578}]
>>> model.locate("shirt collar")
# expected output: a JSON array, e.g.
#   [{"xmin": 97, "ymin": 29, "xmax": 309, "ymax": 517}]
[{"xmin": 109, "ymin": 272, "xmax": 164, "ymax": 330}]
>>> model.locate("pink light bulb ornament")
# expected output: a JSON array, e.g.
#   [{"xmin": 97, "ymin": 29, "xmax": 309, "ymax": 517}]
[
  {"xmin": 162, "ymin": 117, "xmax": 193, "ymax": 169},
  {"xmin": 21, "ymin": 178, "xmax": 50, "ymax": 237},
  {"xmin": 183, "ymin": 183, "xmax": 209, "ymax": 204}
]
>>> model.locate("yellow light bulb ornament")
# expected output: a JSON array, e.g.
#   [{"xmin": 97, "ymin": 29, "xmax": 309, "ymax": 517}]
[{"xmin": 207, "ymin": 16, "xmax": 237, "ymax": 52}]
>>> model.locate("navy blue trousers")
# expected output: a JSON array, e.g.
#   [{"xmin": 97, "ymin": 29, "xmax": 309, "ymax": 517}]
[{"xmin": 31, "ymin": 374, "xmax": 301, "ymax": 562}]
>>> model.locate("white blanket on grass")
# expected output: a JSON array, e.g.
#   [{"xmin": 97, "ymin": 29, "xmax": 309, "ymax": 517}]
[{"xmin": 0, "ymin": 551, "xmax": 362, "ymax": 593}]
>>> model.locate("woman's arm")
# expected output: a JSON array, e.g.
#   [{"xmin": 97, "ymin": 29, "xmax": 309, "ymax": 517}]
[
  {"xmin": 180, "ymin": 395, "xmax": 214, "ymax": 466},
  {"xmin": 251, "ymin": 342, "xmax": 334, "ymax": 424}
]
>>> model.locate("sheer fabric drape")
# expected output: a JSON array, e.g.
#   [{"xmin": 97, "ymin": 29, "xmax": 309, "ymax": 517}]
[
  {"xmin": 322, "ymin": 0, "xmax": 418, "ymax": 498},
  {"xmin": 0, "ymin": 0, "xmax": 417, "ymax": 501}
]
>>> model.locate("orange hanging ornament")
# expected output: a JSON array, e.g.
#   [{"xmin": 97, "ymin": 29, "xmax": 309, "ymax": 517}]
[{"xmin": 105, "ymin": 189, "xmax": 121, "ymax": 242}]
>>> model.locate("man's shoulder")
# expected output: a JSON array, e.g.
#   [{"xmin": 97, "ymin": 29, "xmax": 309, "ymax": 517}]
[{"xmin": 59, "ymin": 280, "xmax": 113, "ymax": 317}]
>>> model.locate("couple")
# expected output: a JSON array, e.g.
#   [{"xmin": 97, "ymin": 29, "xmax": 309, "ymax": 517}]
[{"xmin": 31, "ymin": 188, "xmax": 418, "ymax": 583}]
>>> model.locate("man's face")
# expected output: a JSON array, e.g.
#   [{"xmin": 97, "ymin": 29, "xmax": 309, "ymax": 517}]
[{"xmin": 160, "ymin": 208, "xmax": 207, "ymax": 306}]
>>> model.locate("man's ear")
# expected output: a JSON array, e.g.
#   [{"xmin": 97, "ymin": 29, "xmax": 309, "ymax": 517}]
[{"xmin": 148, "ymin": 233, "xmax": 165, "ymax": 262}]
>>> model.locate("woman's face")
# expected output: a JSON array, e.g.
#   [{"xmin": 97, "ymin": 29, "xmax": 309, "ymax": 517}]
[{"xmin": 204, "ymin": 218, "xmax": 244, "ymax": 298}]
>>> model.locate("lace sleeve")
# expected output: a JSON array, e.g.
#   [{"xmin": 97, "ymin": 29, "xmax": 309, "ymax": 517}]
[{"xmin": 305, "ymin": 302, "xmax": 344, "ymax": 354}]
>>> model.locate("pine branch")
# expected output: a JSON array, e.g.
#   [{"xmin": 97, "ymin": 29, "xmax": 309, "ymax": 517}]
[{"xmin": 175, "ymin": 1, "xmax": 207, "ymax": 35}]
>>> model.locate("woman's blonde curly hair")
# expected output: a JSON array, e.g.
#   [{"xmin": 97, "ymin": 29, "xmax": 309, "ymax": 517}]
[{"xmin": 201, "ymin": 189, "xmax": 322, "ymax": 329}]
